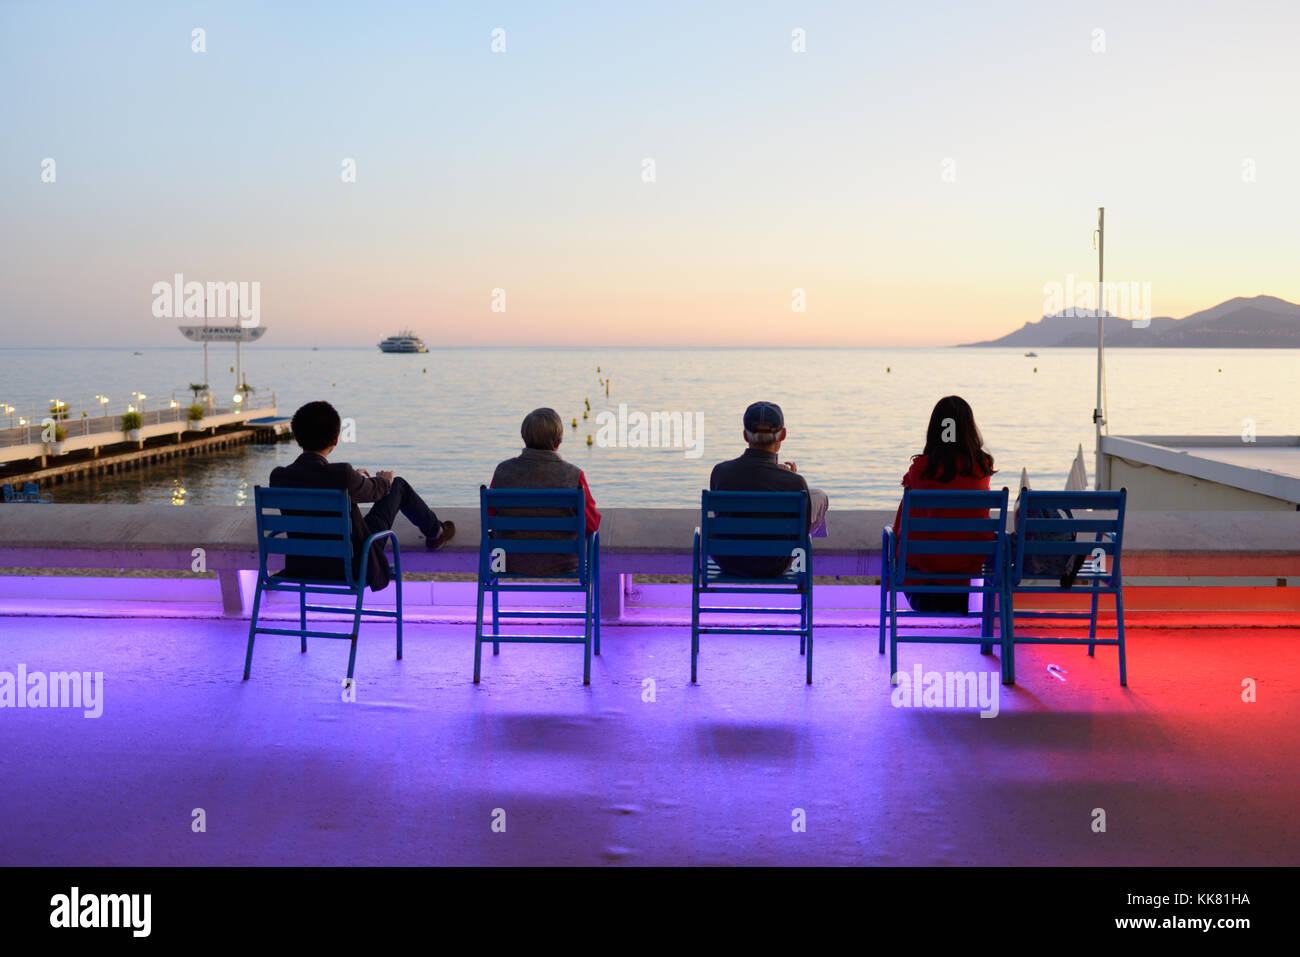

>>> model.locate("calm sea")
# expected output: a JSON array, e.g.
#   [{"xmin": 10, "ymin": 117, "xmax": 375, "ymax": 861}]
[{"xmin": 1, "ymin": 347, "xmax": 1294, "ymax": 509}]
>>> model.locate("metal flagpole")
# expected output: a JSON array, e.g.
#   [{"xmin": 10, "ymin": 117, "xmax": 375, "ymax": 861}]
[
  {"xmin": 1093, "ymin": 206, "xmax": 1106, "ymax": 489},
  {"xmin": 203, "ymin": 292, "xmax": 212, "ymax": 412}
]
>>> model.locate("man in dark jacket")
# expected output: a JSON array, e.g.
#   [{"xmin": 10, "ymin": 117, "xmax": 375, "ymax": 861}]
[
  {"xmin": 708, "ymin": 401, "xmax": 829, "ymax": 578},
  {"xmin": 270, "ymin": 401, "xmax": 454, "ymax": 591}
]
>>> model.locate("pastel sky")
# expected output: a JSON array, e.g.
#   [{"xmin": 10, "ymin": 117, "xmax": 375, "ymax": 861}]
[{"xmin": 2, "ymin": 0, "xmax": 1297, "ymax": 347}]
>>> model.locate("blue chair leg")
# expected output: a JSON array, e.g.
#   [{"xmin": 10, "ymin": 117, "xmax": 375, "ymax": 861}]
[
  {"xmin": 979, "ymin": 580, "xmax": 993, "ymax": 654},
  {"xmin": 243, "ymin": 581, "xmax": 264, "ymax": 680},
  {"xmin": 1116, "ymin": 588, "xmax": 1127, "ymax": 687},
  {"xmin": 473, "ymin": 579, "xmax": 485, "ymax": 684},
  {"xmin": 888, "ymin": 588, "xmax": 899, "ymax": 683},
  {"xmin": 393, "ymin": 549, "xmax": 403, "ymax": 661},
  {"xmin": 690, "ymin": 586, "xmax": 700, "ymax": 684},
  {"xmin": 1087, "ymin": 583, "xmax": 1100, "ymax": 656},
  {"xmin": 583, "ymin": 584, "xmax": 592, "ymax": 686},
  {"xmin": 593, "ymin": 542, "xmax": 601, "ymax": 655},
  {"xmin": 799, "ymin": 579, "xmax": 807, "ymax": 655},
  {"xmin": 1001, "ymin": 588, "xmax": 1015, "ymax": 685},
  {"xmin": 299, "ymin": 588, "xmax": 307, "ymax": 652},
  {"xmin": 491, "ymin": 586, "xmax": 500, "ymax": 655},
  {"xmin": 346, "ymin": 591, "xmax": 363, "ymax": 682},
  {"xmin": 878, "ymin": 564, "xmax": 889, "ymax": 655},
  {"xmin": 805, "ymin": 584, "xmax": 813, "ymax": 685}
]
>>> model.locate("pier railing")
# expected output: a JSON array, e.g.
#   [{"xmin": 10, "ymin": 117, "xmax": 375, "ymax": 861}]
[{"xmin": 0, "ymin": 388, "xmax": 277, "ymax": 451}]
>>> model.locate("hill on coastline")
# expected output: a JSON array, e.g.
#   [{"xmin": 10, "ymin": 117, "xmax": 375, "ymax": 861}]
[{"xmin": 959, "ymin": 295, "xmax": 1300, "ymax": 347}]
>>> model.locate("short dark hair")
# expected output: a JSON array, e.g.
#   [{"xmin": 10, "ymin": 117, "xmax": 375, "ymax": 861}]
[
  {"xmin": 291, "ymin": 401, "xmax": 342, "ymax": 452},
  {"xmin": 521, "ymin": 407, "xmax": 563, "ymax": 450}
]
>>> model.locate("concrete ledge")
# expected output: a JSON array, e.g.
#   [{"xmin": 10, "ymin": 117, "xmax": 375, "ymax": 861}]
[
  {"xmin": 3, "ymin": 505, "xmax": 1300, "ymax": 618},
  {"xmin": 1102, "ymin": 434, "xmax": 1300, "ymax": 506}
]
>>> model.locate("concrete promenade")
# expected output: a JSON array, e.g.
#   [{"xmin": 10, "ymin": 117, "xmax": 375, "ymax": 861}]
[{"xmin": 0, "ymin": 615, "xmax": 1295, "ymax": 866}]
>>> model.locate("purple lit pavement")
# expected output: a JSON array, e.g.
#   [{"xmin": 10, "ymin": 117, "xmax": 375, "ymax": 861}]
[{"xmin": 1, "ymin": 616, "xmax": 1297, "ymax": 866}]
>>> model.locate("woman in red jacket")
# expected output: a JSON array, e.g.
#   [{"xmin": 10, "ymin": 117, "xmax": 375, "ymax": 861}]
[{"xmin": 892, "ymin": 395, "xmax": 997, "ymax": 612}]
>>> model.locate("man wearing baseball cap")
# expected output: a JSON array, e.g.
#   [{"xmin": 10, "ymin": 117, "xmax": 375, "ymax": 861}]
[{"xmin": 708, "ymin": 401, "xmax": 830, "ymax": 577}]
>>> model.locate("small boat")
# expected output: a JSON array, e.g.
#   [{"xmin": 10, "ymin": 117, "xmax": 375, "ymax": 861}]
[
  {"xmin": 1024, "ymin": 351, "xmax": 1038, "ymax": 357},
  {"xmin": 133, "ymin": 351, "xmax": 143, "ymax": 355},
  {"xmin": 378, "ymin": 330, "xmax": 428, "ymax": 353}
]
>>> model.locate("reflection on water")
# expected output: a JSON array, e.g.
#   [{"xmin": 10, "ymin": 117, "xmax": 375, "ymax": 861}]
[{"xmin": 45, "ymin": 445, "xmax": 300, "ymax": 507}]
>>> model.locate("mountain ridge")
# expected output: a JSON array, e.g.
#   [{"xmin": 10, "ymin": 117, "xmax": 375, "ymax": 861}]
[{"xmin": 959, "ymin": 295, "xmax": 1300, "ymax": 347}]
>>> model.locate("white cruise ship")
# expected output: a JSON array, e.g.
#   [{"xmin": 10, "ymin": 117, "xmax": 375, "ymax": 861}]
[{"xmin": 377, "ymin": 330, "xmax": 428, "ymax": 353}]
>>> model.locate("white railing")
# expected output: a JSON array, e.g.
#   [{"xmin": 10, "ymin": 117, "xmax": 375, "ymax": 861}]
[{"xmin": 0, "ymin": 388, "xmax": 277, "ymax": 448}]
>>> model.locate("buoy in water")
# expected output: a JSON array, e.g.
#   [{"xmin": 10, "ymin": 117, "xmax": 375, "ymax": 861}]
[
  {"xmin": 571, "ymin": 417, "xmax": 577, "ymax": 427},
  {"xmin": 886, "ymin": 367, "xmax": 891, "ymax": 373},
  {"xmin": 586, "ymin": 434, "xmax": 593, "ymax": 446},
  {"xmin": 584, "ymin": 397, "xmax": 590, "ymax": 410},
  {"xmin": 1033, "ymin": 367, "xmax": 1038, "ymax": 373},
  {"xmin": 582, "ymin": 410, "xmax": 588, "ymax": 419},
  {"xmin": 422, "ymin": 368, "xmax": 427, "ymax": 373}
]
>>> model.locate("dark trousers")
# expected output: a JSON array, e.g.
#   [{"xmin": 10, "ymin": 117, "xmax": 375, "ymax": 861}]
[
  {"xmin": 364, "ymin": 477, "xmax": 442, "ymax": 540},
  {"xmin": 904, "ymin": 590, "xmax": 970, "ymax": 613}
]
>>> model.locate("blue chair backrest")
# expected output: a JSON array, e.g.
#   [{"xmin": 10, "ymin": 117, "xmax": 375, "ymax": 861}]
[
  {"xmin": 700, "ymin": 489, "xmax": 810, "ymax": 571},
  {"xmin": 1012, "ymin": 489, "xmax": 1126, "ymax": 586},
  {"xmin": 479, "ymin": 486, "xmax": 589, "ymax": 581},
  {"xmin": 896, "ymin": 488, "xmax": 1010, "ymax": 581},
  {"xmin": 23, "ymin": 483, "xmax": 43, "ymax": 502},
  {"xmin": 253, "ymin": 486, "xmax": 357, "ymax": 585},
  {"xmin": 2, "ymin": 484, "xmax": 15, "ymax": 503}
]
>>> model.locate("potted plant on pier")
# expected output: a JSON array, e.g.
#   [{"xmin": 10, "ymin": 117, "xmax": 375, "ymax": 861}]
[
  {"xmin": 122, "ymin": 410, "xmax": 143, "ymax": 442},
  {"xmin": 187, "ymin": 403, "xmax": 206, "ymax": 431},
  {"xmin": 47, "ymin": 423, "xmax": 67, "ymax": 455}
]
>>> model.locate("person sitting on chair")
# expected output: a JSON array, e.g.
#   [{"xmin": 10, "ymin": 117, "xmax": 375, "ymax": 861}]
[
  {"xmin": 708, "ymin": 401, "xmax": 830, "ymax": 578},
  {"xmin": 270, "ymin": 400, "xmax": 454, "ymax": 591},
  {"xmin": 488, "ymin": 407, "xmax": 601, "ymax": 577},
  {"xmin": 892, "ymin": 395, "xmax": 996, "ymax": 612}
]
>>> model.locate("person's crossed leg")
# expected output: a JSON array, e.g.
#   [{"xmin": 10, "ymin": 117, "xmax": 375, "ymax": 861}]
[{"xmin": 364, "ymin": 476, "xmax": 455, "ymax": 549}]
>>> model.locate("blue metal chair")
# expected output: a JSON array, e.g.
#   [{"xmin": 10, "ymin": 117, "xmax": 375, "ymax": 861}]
[
  {"xmin": 881, "ymin": 488, "xmax": 1012, "ymax": 684},
  {"xmin": 475, "ymin": 486, "xmax": 600, "ymax": 685},
  {"xmin": 692, "ymin": 490, "xmax": 813, "ymax": 684},
  {"xmin": 1005, "ymin": 488, "xmax": 1128, "ymax": 685},
  {"xmin": 244, "ymin": 486, "xmax": 402, "ymax": 682},
  {"xmin": 1, "ymin": 484, "xmax": 18, "ymax": 503},
  {"xmin": 22, "ymin": 482, "xmax": 53, "ymax": 502}
]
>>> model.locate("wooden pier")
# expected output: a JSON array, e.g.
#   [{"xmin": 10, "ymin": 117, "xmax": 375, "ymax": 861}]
[{"xmin": 0, "ymin": 424, "xmax": 292, "ymax": 488}]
